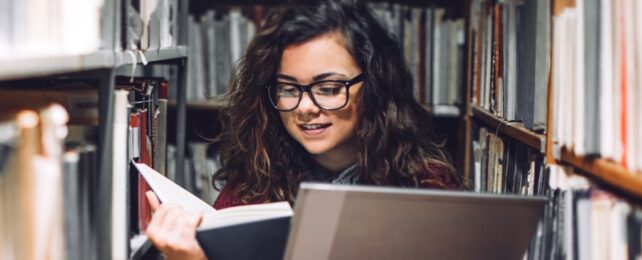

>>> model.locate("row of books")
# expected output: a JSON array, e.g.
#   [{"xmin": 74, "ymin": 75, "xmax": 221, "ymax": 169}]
[
  {"xmin": 540, "ymin": 165, "xmax": 642, "ymax": 259},
  {"xmin": 0, "ymin": 0, "xmax": 106, "ymax": 59},
  {"xmin": 471, "ymin": 124, "xmax": 642, "ymax": 259},
  {"xmin": 186, "ymin": 8, "xmax": 258, "ymax": 102},
  {"xmin": 0, "ymin": 75, "xmax": 177, "ymax": 258},
  {"xmin": 186, "ymin": 143, "xmax": 222, "ymax": 205},
  {"xmin": 121, "ymin": 77, "xmax": 170, "ymax": 238},
  {"xmin": 471, "ymin": 126, "xmax": 547, "ymax": 195},
  {"xmin": 163, "ymin": 143, "xmax": 221, "ymax": 206},
  {"xmin": 0, "ymin": 105, "xmax": 68, "ymax": 260},
  {"xmin": 181, "ymin": 4, "xmax": 467, "ymax": 108},
  {"xmin": 468, "ymin": 0, "xmax": 550, "ymax": 131},
  {"xmin": 123, "ymin": 0, "xmax": 187, "ymax": 51},
  {"xmin": 0, "ymin": 102, "xmax": 124, "ymax": 260},
  {"xmin": 1, "ymin": 0, "xmax": 188, "ymax": 60},
  {"xmin": 369, "ymin": 3, "xmax": 465, "ymax": 110},
  {"xmin": 551, "ymin": 0, "xmax": 642, "ymax": 172}
]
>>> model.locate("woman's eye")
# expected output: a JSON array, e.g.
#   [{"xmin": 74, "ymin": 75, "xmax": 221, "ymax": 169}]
[
  {"xmin": 277, "ymin": 85, "xmax": 299, "ymax": 97},
  {"xmin": 314, "ymin": 83, "xmax": 343, "ymax": 96}
]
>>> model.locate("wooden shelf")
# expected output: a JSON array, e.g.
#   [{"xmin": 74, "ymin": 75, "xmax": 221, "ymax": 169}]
[
  {"xmin": 559, "ymin": 148, "xmax": 642, "ymax": 201},
  {"xmin": 471, "ymin": 105, "xmax": 545, "ymax": 152},
  {"xmin": 0, "ymin": 46, "xmax": 188, "ymax": 81}
]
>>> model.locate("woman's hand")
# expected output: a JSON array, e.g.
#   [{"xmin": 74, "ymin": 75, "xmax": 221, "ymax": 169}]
[{"xmin": 145, "ymin": 191, "xmax": 207, "ymax": 260}]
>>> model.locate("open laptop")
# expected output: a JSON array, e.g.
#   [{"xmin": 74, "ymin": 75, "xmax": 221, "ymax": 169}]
[{"xmin": 284, "ymin": 183, "xmax": 547, "ymax": 260}]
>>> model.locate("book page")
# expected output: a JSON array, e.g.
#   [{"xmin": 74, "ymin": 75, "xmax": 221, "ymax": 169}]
[
  {"xmin": 199, "ymin": 202, "xmax": 293, "ymax": 230},
  {"xmin": 133, "ymin": 162, "xmax": 216, "ymax": 215}
]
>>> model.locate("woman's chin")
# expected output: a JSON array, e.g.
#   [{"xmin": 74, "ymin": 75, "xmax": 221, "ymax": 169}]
[{"xmin": 301, "ymin": 143, "xmax": 331, "ymax": 155}]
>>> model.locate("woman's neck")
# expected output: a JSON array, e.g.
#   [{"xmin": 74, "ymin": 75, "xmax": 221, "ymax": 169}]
[{"xmin": 312, "ymin": 142, "xmax": 358, "ymax": 173}]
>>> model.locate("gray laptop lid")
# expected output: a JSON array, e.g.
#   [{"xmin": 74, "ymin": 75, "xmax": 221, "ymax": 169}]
[{"xmin": 285, "ymin": 183, "xmax": 547, "ymax": 260}]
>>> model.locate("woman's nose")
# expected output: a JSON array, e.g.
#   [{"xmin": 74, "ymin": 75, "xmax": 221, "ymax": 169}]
[{"xmin": 296, "ymin": 92, "xmax": 321, "ymax": 115}]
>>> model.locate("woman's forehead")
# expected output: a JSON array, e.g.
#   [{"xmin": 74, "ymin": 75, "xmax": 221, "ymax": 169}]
[{"xmin": 278, "ymin": 32, "xmax": 359, "ymax": 82}]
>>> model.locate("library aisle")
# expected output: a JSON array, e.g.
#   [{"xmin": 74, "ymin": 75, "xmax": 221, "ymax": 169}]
[{"xmin": 0, "ymin": 0, "xmax": 641, "ymax": 259}]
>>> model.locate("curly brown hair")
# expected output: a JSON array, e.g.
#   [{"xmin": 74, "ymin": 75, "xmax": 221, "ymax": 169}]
[{"xmin": 213, "ymin": 0, "xmax": 461, "ymax": 204}]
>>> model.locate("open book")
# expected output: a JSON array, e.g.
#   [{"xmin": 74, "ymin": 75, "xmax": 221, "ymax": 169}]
[{"xmin": 132, "ymin": 162, "xmax": 293, "ymax": 260}]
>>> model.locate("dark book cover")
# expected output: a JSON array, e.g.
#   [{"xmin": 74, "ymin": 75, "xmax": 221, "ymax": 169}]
[
  {"xmin": 196, "ymin": 216, "xmax": 291, "ymax": 260},
  {"xmin": 515, "ymin": 0, "xmax": 536, "ymax": 130}
]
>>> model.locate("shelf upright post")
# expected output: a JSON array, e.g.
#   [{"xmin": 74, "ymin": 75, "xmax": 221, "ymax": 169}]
[
  {"xmin": 97, "ymin": 68, "xmax": 116, "ymax": 260},
  {"xmin": 176, "ymin": 58, "xmax": 188, "ymax": 188}
]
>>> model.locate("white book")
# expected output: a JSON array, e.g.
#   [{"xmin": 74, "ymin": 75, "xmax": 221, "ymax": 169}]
[
  {"xmin": 411, "ymin": 7, "xmax": 421, "ymax": 100},
  {"xmin": 590, "ymin": 193, "xmax": 610, "ymax": 260},
  {"xmin": 609, "ymin": 201, "xmax": 631, "ymax": 260},
  {"xmin": 60, "ymin": 0, "xmax": 103, "ymax": 55},
  {"xmin": 159, "ymin": 0, "xmax": 172, "ymax": 48},
  {"xmin": 0, "ymin": 0, "xmax": 9, "ymax": 55},
  {"xmin": 574, "ymin": 0, "xmax": 585, "ymax": 155},
  {"xmin": 201, "ymin": 11, "xmax": 218, "ymax": 98},
  {"xmin": 112, "ymin": 90, "xmax": 129, "ymax": 260},
  {"xmin": 611, "ymin": 0, "xmax": 623, "ymax": 163},
  {"xmin": 140, "ymin": 0, "xmax": 158, "ymax": 50},
  {"xmin": 576, "ymin": 195, "xmax": 592, "ymax": 260},
  {"xmin": 34, "ymin": 104, "xmax": 69, "ymax": 260},
  {"xmin": 599, "ymin": 0, "xmax": 615, "ymax": 159},
  {"xmin": 634, "ymin": 0, "xmax": 642, "ymax": 171},
  {"xmin": 561, "ymin": 11, "xmax": 574, "ymax": 151},
  {"xmin": 448, "ymin": 20, "xmax": 464, "ymax": 105},
  {"xmin": 229, "ymin": 8, "xmax": 242, "ymax": 66},
  {"xmin": 432, "ymin": 9, "xmax": 444, "ymax": 106},
  {"xmin": 26, "ymin": 0, "xmax": 52, "ymax": 55},
  {"xmin": 563, "ymin": 190, "xmax": 574, "ymax": 260},
  {"xmin": 552, "ymin": 15, "xmax": 563, "ymax": 156},
  {"xmin": 623, "ymin": 0, "xmax": 636, "ymax": 170},
  {"xmin": 132, "ymin": 163, "xmax": 292, "ymax": 227},
  {"xmin": 483, "ymin": 14, "xmax": 492, "ymax": 110},
  {"xmin": 505, "ymin": 0, "xmax": 517, "ymax": 120},
  {"xmin": 424, "ymin": 6, "xmax": 433, "ymax": 105}
]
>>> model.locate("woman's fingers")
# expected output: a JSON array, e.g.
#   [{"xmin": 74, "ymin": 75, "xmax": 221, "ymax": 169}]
[
  {"xmin": 146, "ymin": 191, "xmax": 161, "ymax": 212},
  {"xmin": 159, "ymin": 205, "xmax": 183, "ymax": 233},
  {"xmin": 145, "ymin": 205, "xmax": 206, "ymax": 259},
  {"xmin": 190, "ymin": 213, "xmax": 203, "ymax": 228}
]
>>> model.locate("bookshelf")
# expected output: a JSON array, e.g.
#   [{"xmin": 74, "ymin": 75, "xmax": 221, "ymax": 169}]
[
  {"xmin": 463, "ymin": 0, "xmax": 642, "ymax": 258},
  {"xmin": 470, "ymin": 105, "xmax": 546, "ymax": 152},
  {"xmin": 0, "ymin": 0, "xmax": 191, "ymax": 258}
]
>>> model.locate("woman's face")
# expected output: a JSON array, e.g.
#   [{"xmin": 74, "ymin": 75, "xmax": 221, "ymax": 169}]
[{"xmin": 277, "ymin": 32, "xmax": 363, "ymax": 170}]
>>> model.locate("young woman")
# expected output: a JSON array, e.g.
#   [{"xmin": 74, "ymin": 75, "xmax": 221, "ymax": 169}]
[{"xmin": 145, "ymin": 0, "xmax": 463, "ymax": 258}]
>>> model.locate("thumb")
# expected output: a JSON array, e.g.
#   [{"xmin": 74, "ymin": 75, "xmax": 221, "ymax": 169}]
[{"xmin": 146, "ymin": 191, "xmax": 161, "ymax": 212}]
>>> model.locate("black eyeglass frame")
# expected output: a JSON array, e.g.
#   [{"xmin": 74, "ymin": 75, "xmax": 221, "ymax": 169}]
[{"xmin": 267, "ymin": 73, "xmax": 364, "ymax": 112}]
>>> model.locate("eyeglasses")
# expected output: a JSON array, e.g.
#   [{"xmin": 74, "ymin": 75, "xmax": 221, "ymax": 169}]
[{"xmin": 267, "ymin": 73, "xmax": 364, "ymax": 111}]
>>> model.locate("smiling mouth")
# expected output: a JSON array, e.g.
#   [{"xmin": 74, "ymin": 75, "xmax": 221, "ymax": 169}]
[
  {"xmin": 299, "ymin": 123, "xmax": 331, "ymax": 130},
  {"xmin": 298, "ymin": 123, "xmax": 332, "ymax": 134}
]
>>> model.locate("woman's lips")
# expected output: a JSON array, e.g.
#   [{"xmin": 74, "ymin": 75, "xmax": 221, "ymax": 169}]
[{"xmin": 298, "ymin": 123, "xmax": 331, "ymax": 136}]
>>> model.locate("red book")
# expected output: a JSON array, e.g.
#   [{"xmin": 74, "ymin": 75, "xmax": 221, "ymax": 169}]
[{"xmin": 138, "ymin": 109, "xmax": 152, "ymax": 231}]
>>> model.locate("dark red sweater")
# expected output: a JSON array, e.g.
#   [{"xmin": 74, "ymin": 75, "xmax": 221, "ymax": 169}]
[{"xmin": 213, "ymin": 170, "xmax": 461, "ymax": 210}]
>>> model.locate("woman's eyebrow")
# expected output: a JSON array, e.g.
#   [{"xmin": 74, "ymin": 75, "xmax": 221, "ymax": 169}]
[
  {"xmin": 276, "ymin": 72, "xmax": 347, "ymax": 83},
  {"xmin": 276, "ymin": 74, "xmax": 298, "ymax": 82},
  {"xmin": 312, "ymin": 72, "xmax": 346, "ymax": 81}
]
